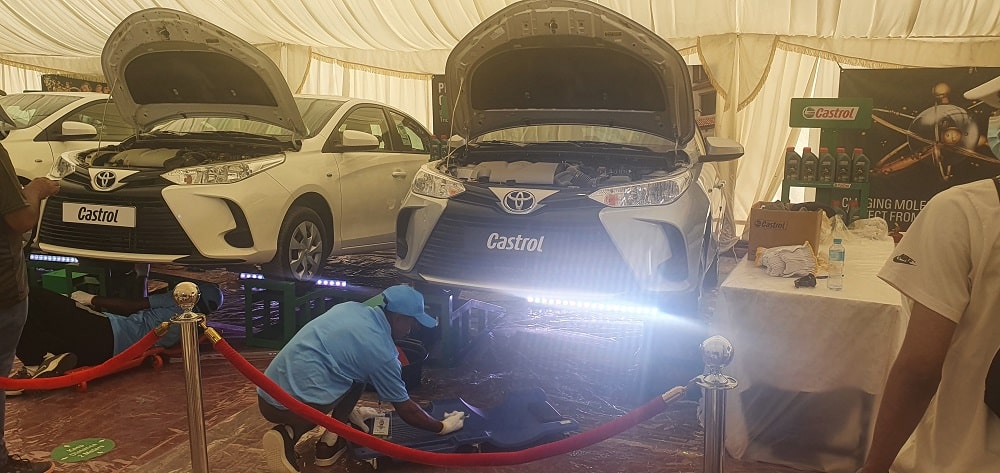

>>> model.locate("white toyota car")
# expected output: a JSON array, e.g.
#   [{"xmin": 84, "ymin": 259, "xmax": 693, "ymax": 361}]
[
  {"xmin": 36, "ymin": 9, "xmax": 431, "ymax": 281},
  {"xmin": 394, "ymin": 0, "xmax": 743, "ymax": 317}
]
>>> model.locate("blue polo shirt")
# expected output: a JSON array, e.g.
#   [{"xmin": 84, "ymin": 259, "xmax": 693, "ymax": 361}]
[
  {"xmin": 259, "ymin": 301, "xmax": 408, "ymax": 409},
  {"xmin": 106, "ymin": 292, "xmax": 183, "ymax": 355}
]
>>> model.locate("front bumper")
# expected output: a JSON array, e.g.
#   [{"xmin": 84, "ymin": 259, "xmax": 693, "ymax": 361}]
[{"xmin": 395, "ymin": 185, "xmax": 709, "ymax": 308}]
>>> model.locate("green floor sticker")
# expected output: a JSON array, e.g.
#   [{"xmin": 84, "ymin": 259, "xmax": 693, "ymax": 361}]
[{"xmin": 51, "ymin": 438, "xmax": 115, "ymax": 463}]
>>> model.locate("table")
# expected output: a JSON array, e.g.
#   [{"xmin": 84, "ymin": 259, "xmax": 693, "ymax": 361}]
[{"xmin": 711, "ymin": 239, "xmax": 906, "ymax": 473}]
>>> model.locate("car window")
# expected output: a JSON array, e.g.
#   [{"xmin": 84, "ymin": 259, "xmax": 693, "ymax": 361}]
[
  {"xmin": 0, "ymin": 94, "xmax": 81, "ymax": 130},
  {"xmin": 295, "ymin": 97, "xmax": 345, "ymax": 136},
  {"xmin": 335, "ymin": 106, "xmax": 389, "ymax": 150},
  {"xmin": 61, "ymin": 101, "xmax": 133, "ymax": 142},
  {"xmin": 387, "ymin": 110, "xmax": 429, "ymax": 152}
]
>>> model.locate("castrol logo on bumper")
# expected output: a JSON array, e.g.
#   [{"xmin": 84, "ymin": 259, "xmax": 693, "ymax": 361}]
[
  {"xmin": 486, "ymin": 233, "xmax": 545, "ymax": 252},
  {"xmin": 802, "ymin": 106, "xmax": 859, "ymax": 120}
]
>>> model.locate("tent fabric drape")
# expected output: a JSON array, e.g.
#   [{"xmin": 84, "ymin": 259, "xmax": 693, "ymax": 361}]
[{"xmin": 2, "ymin": 0, "xmax": 999, "ymax": 227}]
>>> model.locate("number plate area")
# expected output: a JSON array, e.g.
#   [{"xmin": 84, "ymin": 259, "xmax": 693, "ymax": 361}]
[{"xmin": 62, "ymin": 202, "xmax": 136, "ymax": 228}]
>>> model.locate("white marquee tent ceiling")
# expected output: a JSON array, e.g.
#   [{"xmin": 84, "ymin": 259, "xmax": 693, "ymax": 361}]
[{"xmin": 1, "ymin": 0, "xmax": 998, "ymax": 230}]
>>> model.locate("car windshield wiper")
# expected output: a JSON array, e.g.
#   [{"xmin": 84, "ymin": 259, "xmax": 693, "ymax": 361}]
[
  {"xmin": 548, "ymin": 140, "xmax": 654, "ymax": 151},
  {"xmin": 471, "ymin": 140, "xmax": 525, "ymax": 147}
]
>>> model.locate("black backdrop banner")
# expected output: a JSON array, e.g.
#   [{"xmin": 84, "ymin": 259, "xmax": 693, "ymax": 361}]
[
  {"xmin": 838, "ymin": 67, "xmax": 1000, "ymax": 230},
  {"xmin": 430, "ymin": 75, "xmax": 449, "ymax": 137},
  {"xmin": 41, "ymin": 74, "xmax": 110, "ymax": 93}
]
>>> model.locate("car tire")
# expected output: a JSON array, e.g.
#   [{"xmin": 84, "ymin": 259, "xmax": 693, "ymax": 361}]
[{"xmin": 265, "ymin": 206, "xmax": 328, "ymax": 281}]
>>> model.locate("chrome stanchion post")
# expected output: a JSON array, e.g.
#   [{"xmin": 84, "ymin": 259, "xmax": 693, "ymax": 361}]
[
  {"xmin": 172, "ymin": 281, "xmax": 210, "ymax": 473},
  {"xmin": 695, "ymin": 335, "xmax": 738, "ymax": 473}
]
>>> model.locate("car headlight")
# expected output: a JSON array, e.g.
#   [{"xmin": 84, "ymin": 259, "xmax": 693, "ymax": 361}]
[
  {"xmin": 160, "ymin": 156, "xmax": 284, "ymax": 185},
  {"xmin": 587, "ymin": 170, "xmax": 692, "ymax": 207},
  {"xmin": 411, "ymin": 167, "xmax": 466, "ymax": 198},
  {"xmin": 47, "ymin": 153, "xmax": 77, "ymax": 180}
]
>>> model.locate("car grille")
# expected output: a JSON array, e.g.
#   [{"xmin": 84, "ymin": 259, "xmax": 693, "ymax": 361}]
[
  {"xmin": 413, "ymin": 197, "xmax": 638, "ymax": 294},
  {"xmin": 39, "ymin": 193, "xmax": 196, "ymax": 256}
]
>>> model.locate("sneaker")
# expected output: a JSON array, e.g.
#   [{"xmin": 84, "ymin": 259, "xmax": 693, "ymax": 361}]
[
  {"xmin": 263, "ymin": 425, "xmax": 300, "ymax": 473},
  {"xmin": 4, "ymin": 368, "xmax": 32, "ymax": 397},
  {"xmin": 33, "ymin": 353, "xmax": 77, "ymax": 379},
  {"xmin": 314, "ymin": 436, "xmax": 347, "ymax": 467},
  {"xmin": 0, "ymin": 455, "xmax": 54, "ymax": 473}
]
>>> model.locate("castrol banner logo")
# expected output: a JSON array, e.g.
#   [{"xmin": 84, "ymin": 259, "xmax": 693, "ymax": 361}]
[{"xmin": 801, "ymin": 106, "xmax": 859, "ymax": 121}]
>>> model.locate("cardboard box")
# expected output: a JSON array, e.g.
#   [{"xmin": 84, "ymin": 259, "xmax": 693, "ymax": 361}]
[{"xmin": 747, "ymin": 204, "xmax": 824, "ymax": 259}]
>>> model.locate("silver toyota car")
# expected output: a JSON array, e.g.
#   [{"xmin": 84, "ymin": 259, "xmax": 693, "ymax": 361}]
[{"xmin": 395, "ymin": 0, "xmax": 743, "ymax": 319}]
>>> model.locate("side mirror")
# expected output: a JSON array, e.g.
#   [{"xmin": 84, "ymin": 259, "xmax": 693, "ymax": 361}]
[
  {"xmin": 339, "ymin": 129, "xmax": 380, "ymax": 150},
  {"xmin": 61, "ymin": 121, "xmax": 98, "ymax": 138},
  {"xmin": 701, "ymin": 136, "xmax": 744, "ymax": 162}
]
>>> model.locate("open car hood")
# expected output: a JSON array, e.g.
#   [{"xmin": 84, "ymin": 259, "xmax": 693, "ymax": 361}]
[
  {"xmin": 446, "ymin": 0, "xmax": 695, "ymax": 144},
  {"xmin": 102, "ymin": 8, "xmax": 306, "ymax": 137}
]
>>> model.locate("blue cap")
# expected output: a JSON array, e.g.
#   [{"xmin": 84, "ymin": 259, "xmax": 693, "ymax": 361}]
[{"xmin": 381, "ymin": 285, "xmax": 437, "ymax": 328}]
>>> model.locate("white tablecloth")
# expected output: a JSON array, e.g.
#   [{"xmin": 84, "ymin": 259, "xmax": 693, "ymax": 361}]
[{"xmin": 711, "ymin": 239, "xmax": 906, "ymax": 473}]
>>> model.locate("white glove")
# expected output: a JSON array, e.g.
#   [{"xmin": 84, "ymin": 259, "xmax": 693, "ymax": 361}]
[
  {"xmin": 349, "ymin": 406, "xmax": 380, "ymax": 433},
  {"xmin": 71, "ymin": 291, "xmax": 96, "ymax": 307},
  {"xmin": 438, "ymin": 411, "xmax": 466, "ymax": 435}
]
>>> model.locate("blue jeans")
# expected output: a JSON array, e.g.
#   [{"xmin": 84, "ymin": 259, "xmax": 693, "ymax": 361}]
[{"xmin": 0, "ymin": 297, "xmax": 29, "ymax": 463}]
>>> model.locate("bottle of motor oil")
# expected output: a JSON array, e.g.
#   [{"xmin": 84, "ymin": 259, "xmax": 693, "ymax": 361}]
[
  {"xmin": 851, "ymin": 147, "xmax": 871, "ymax": 183},
  {"xmin": 835, "ymin": 147, "xmax": 852, "ymax": 183},
  {"xmin": 784, "ymin": 146, "xmax": 801, "ymax": 181},
  {"xmin": 800, "ymin": 147, "xmax": 818, "ymax": 182},
  {"xmin": 818, "ymin": 147, "xmax": 835, "ymax": 183}
]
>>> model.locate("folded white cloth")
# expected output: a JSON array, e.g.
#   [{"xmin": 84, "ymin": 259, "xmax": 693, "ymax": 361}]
[{"xmin": 756, "ymin": 242, "xmax": 816, "ymax": 277}]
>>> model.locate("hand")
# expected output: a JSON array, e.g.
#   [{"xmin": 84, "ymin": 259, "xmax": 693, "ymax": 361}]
[
  {"xmin": 25, "ymin": 177, "xmax": 60, "ymax": 199},
  {"xmin": 71, "ymin": 291, "xmax": 96, "ymax": 307},
  {"xmin": 349, "ymin": 406, "xmax": 379, "ymax": 433},
  {"xmin": 438, "ymin": 411, "xmax": 466, "ymax": 435}
]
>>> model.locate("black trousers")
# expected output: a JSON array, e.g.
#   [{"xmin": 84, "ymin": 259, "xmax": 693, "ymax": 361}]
[
  {"xmin": 258, "ymin": 382, "xmax": 366, "ymax": 444},
  {"xmin": 16, "ymin": 287, "xmax": 114, "ymax": 367}
]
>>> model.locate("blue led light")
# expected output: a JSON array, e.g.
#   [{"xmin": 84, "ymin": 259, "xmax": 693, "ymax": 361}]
[{"xmin": 239, "ymin": 272, "xmax": 265, "ymax": 280}]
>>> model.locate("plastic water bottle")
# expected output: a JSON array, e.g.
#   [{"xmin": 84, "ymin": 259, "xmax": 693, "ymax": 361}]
[{"xmin": 828, "ymin": 238, "xmax": 845, "ymax": 290}]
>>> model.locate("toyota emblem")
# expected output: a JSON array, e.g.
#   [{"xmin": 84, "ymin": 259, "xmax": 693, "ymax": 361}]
[
  {"xmin": 501, "ymin": 190, "xmax": 536, "ymax": 214},
  {"xmin": 94, "ymin": 170, "xmax": 117, "ymax": 190}
]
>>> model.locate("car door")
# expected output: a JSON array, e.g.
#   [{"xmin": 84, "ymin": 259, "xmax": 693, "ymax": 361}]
[
  {"xmin": 384, "ymin": 109, "xmax": 432, "ymax": 204},
  {"xmin": 330, "ymin": 105, "xmax": 407, "ymax": 249}
]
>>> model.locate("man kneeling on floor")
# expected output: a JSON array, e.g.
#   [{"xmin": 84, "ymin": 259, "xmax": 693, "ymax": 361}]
[
  {"xmin": 7, "ymin": 282, "xmax": 223, "ymax": 396},
  {"xmin": 258, "ymin": 284, "xmax": 466, "ymax": 473}
]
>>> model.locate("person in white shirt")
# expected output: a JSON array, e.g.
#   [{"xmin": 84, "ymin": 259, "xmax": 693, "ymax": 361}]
[{"xmin": 858, "ymin": 177, "xmax": 1000, "ymax": 472}]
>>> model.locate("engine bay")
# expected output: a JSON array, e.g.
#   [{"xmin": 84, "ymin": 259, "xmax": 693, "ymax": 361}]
[
  {"xmin": 73, "ymin": 143, "xmax": 283, "ymax": 171},
  {"xmin": 439, "ymin": 145, "xmax": 690, "ymax": 188}
]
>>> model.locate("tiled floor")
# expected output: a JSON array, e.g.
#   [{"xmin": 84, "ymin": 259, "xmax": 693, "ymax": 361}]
[{"xmin": 5, "ymin": 252, "xmax": 804, "ymax": 472}]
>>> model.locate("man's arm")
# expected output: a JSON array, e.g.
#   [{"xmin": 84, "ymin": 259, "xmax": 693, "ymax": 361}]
[
  {"xmin": 3, "ymin": 177, "xmax": 59, "ymax": 233},
  {"xmin": 859, "ymin": 301, "xmax": 957, "ymax": 473},
  {"xmin": 392, "ymin": 399, "xmax": 446, "ymax": 433}
]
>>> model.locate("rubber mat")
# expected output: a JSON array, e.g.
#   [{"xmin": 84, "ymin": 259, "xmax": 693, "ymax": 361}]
[{"xmin": 350, "ymin": 387, "xmax": 579, "ymax": 460}]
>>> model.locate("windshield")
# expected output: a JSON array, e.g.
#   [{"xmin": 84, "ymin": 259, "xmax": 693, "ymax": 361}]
[
  {"xmin": 152, "ymin": 97, "xmax": 346, "ymax": 139},
  {"xmin": 473, "ymin": 125, "xmax": 676, "ymax": 151},
  {"xmin": 0, "ymin": 94, "xmax": 83, "ymax": 130}
]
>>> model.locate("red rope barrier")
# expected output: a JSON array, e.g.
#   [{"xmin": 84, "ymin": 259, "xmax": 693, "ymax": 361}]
[
  {"xmin": 214, "ymin": 338, "xmax": 682, "ymax": 467},
  {"xmin": 0, "ymin": 329, "xmax": 163, "ymax": 390}
]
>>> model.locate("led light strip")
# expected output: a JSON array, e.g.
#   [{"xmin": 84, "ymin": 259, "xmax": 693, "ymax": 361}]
[
  {"xmin": 29, "ymin": 254, "xmax": 80, "ymax": 264},
  {"xmin": 238, "ymin": 272, "xmax": 348, "ymax": 288},
  {"xmin": 525, "ymin": 296, "xmax": 659, "ymax": 315}
]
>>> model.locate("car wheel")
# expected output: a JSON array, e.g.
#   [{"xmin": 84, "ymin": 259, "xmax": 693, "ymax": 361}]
[{"xmin": 266, "ymin": 207, "xmax": 328, "ymax": 281}]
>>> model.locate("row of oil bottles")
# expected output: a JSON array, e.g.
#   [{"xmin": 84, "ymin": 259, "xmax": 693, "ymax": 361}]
[{"xmin": 784, "ymin": 146, "xmax": 871, "ymax": 184}]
